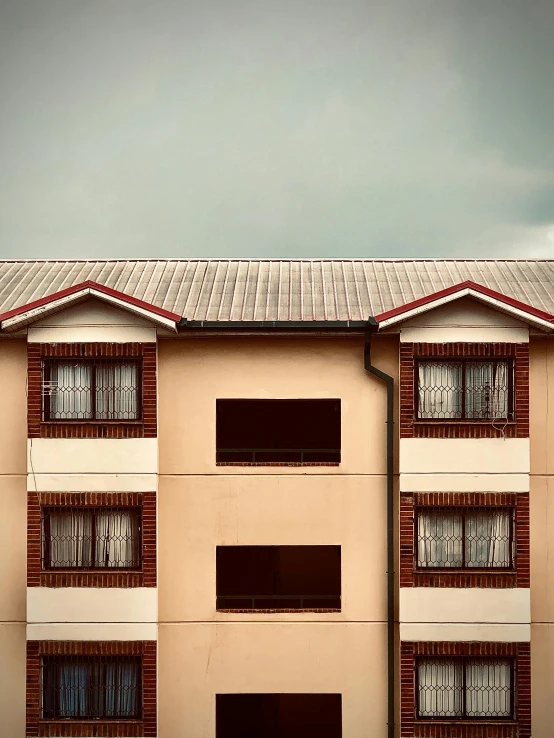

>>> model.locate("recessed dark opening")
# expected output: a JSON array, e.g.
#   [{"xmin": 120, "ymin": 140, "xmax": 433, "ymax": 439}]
[
  {"xmin": 216, "ymin": 399, "xmax": 341, "ymax": 463},
  {"xmin": 216, "ymin": 545, "xmax": 341, "ymax": 610},
  {"xmin": 216, "ymin": 694, "xmax": 342, "ymax": 738}
]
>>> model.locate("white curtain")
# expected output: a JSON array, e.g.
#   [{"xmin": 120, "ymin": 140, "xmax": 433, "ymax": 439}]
[
  {"xmin": 466, "ymin": 511, "xmax": 511, "ymax": 568},
  {"xmin": 418, "ymin": 660, "xmax": 463, "ymax": 717},
  {"xmin": 96, "ymin": 363, "xmax": 138, "ymax": 419},
  {"xmin": 417, "ymin": 512, "xmax": 463, "ymax": 568},
  {"xmin": 465, "ymin": 362, "xmax": 509, "ymax": 419},
  {"xmin": 48, "ymin": 511, "xmax": 92, "ymax": 568},
  {"xmin": 95, "ymin": 511, "xmax": 139, "ymax": 568},
  {"xmin": 466, "ymin": 659, "xmax": 511, "ymax": 717},
  {"xmin": 418, "ymin": 364, "xmax": 462, "ymax": 419},
  {"xmin": 417, "ymin": 510, "xmax": 511, "ymax": 569},
  {"xmin": 49, "ymin": 363, "xmax": 92, "ymax": 419},
  {"xmin": 419, "ymin": 659, "xmax": 511, "ymax": 718}
]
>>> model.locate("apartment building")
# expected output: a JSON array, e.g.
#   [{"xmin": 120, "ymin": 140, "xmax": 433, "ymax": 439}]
[{"xmin": 0, "ymin": 258, "xmax": 552, "ymax": 738}]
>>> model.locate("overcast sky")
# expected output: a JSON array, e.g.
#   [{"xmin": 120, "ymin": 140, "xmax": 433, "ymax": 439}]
[{"xmin": 0, "ymin": 0, "xmax": 553, "ymax": 259}]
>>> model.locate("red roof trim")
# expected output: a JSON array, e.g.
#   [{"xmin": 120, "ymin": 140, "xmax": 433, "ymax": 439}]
[
  {"xmin": 0, "ymin": 281, "xmax": 181, "ymax": 323},
  {"xmin": 375, "ymin": 280, "xmax": 554, "ymax": 323}
]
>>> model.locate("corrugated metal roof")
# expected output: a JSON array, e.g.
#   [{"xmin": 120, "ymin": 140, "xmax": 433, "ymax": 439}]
[{"xmin": 1, "ymin": 259, "xmax": 554, "ymax": 322}]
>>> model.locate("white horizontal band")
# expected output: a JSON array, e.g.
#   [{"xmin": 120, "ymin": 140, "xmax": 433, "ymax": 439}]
[{"xmin": 27, "ymin": 623, "xmax": 158, "ymax": 641}]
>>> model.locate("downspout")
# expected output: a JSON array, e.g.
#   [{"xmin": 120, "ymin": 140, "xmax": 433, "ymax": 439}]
[{"xmin": 364, "ymin": 320, "xmax": 395, "ymax": 738}]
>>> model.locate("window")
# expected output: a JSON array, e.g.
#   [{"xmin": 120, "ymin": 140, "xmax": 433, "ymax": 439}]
[
  {"xmin": 216, "ymin": 399, "xmax": 341, "ymax": 463},
  {"xmin": 417, "ymin": 658, "xmax": 513, "ymax": 719},
  {"xmin": 42, "ymin": 655, "xmax": 141, "ymax": 719},
  {"xmin": 216, "ymin": 545, "xmax": 341, "ymax": 610},
  {"xmin": 417, "ymin": 360, "xmax": 513, "ymax": 420},
  {"xmin": 42, "ymin": 507, "xmax": 141, "ymax": 570},
  {"xmin": 416, "ymin": 508, "xmax": 512, "ymax": 569},
  {"xmin": 216, "ymin": 694, "xmax": 342, "ymax": 738},
  {"xmin": 43, "ymin": 360, "xmax": 140, "ymax": 421}
]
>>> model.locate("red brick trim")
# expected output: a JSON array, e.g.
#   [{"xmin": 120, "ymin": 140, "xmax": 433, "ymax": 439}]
[
  {"xmin": 400, "ymin": 641, "xmax": 531, "ymax": 738},
  {"xmin": 400, "ymin": 493, "xmax": 529, "ymax": 588},
  {"xmin": 28, "ymin": 343, "xmax": 157, "ymax": 438},
  {"xmin": 400, "ymin": 343, "xmax": 529, "ymax": 439},
  {"xmin": 27, "ymin": 492, "xmax": 156, "ymax": 587},
  {"xmin": 26, "ymin": 640, "xmax": 157, "ymax": 737}
]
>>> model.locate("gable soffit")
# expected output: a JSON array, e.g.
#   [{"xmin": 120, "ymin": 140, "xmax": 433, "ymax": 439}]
[
  {"xmin": 376, "ymin": 283, "xmax": 554, "ymax": 334},
  {"xmin": 0, "ymin": 282, "xmax": 181, "ymax": 334}
]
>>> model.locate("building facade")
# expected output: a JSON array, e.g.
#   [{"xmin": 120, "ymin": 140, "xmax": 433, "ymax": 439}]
[{"xmin": 0, "ymin": 259, "xmax": 553, "ymax": 737}]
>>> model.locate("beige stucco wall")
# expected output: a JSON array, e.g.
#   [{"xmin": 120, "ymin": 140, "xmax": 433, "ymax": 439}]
[
  {"xmin": 531, "ymin": 624, "xmax": 554, "ymax": 738},
  {"xmin": 158, "ymin": 336, "xmax": 398, "ymax": 476},
  {"xmin": 157, "ymin": 335, "xmax": 396, "ymax": 736},
  {"xmin": 0, "ymin": 341, "xmax": 27, "ymax": 630},
  {"xmin": 0, "ymin": 342, "xmax": 31, "ymax": 737},
  {"xmin": 0, "ymin": 340, "xmax": 28, "ymax": 475},
  {"xmin": 529, "ymin": 338, "xmax": 554, "ymax": 735},
  {"xmin": 530, "ymin": 337, "xmax": 554, "ymax": 476},
  {"xmin": 530, "ymin": 476, "xmax": 554, "ymax": 623},
  {"xmin": 158, "ymin": 475, "xmax": 387, "ymax": 623},
  {"xmin": 158, "ymin": 622, "xmax": 387, "ymax": 738},
  {"xmin": 0, "ymin": 477, "xmax": 27, "ymax": 623},
  {"xmin": 0, "ymin": 623, "xmax": 26, "ymax": 738}
]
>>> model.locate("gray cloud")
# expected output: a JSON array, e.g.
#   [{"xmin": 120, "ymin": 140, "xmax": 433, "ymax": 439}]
[{"xmin": 0, "ymin": 0, "xmax": 553, "ymax": 258}]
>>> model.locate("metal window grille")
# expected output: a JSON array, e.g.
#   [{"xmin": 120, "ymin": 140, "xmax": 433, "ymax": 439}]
[
  {"xmin": 417, "ymin": 658, "xmax": 513, "ymax": 719},
  {"xmin": 43, "ymin": 360, "xmax": 141, "ymax": 421},
  {"xmin": 416, "ymin": 508, "xmax": 513, "ymax": 570},
  {"xmin": 216, "ymin": 594, "xmax": 342, "ymax": 609},
  {"xmin": 42, "ymin": 507, "xmax": 142, "ymax": 570},
  {"xmin": 216, "ymin": 448, "xmax": 341, "ymax": 463},
  {"xmin": 416, "ymin": 360, "xmax": 513, "ymax": 420},
  {"xmin": 42, "ymin": 655, "xmax": 142, "ymax": 719}
]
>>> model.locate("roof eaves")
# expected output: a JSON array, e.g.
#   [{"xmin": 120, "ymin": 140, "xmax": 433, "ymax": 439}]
[
  {"xmin": 376, "ymin": 280, "xmax": 554, "ymax": 332},
  {"xmin": 179, "ymin": 318, "xmax": 378, "ymax": 331},
  {"xmin": 0, "ymin": 280, "xmax": 181, "ymax": 332}
]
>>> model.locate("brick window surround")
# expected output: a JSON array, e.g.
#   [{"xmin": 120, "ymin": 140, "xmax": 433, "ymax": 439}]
[
  {"xmin": 27, "ymin": 492, "xmax": 156, "ymax": 588},
  {"xmin": 400, "ymin": 641, "xmax": 531, "ymax": 738},
  {"xmin": 27, "ymin": 343, "xmax": 157, "ymax": 439},
  {"xmin": 400, "ymin": 493, "xmax": 529, "ymax": 588},
  {"xmin": 400, "ymin": 343, "xmax": 529, "ymax": 439},
  {"xmin": 26, "ymin": 640, "xmax": 156, "ymax": 737}
]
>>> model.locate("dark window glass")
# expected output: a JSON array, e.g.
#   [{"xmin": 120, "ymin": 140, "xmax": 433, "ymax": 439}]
[
  {"xmin": 216, "ymin": 399, "xmax": 341, "ymax": 463},
  {"xmin": 216, "ymin": 545, "xmax": 341, "ymax": 610},
  {"xmin": 216, "ymin": 694, "xmax": 342, "ymax": 738}
]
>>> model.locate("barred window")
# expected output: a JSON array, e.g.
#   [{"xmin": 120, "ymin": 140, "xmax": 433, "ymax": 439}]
[
  {"xmin": 417, "ymin": 360, "xmax": 513, "ymax": 420},
  {"xmin": 42, "ymin": 507, "xmax": 141, "ymax": 569},
  {"xmin": 42, "ymin": 655, "xmax": 141, "ymax": 719},
  {"xmin": 416, "ymin": 508, "xmax": 513, "ymax": 569},
  {"xmin": 43, "ymin": 360, "xmax": 140, "ymax": 421},
  {"xmin": 417, "ymin": 658, "xmax": 513, "ymax": 719}
]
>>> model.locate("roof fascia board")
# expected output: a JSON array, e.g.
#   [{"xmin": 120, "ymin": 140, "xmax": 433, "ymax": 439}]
[
  {"xmin": 378, "ymin": 285, "xmax": 554, "ymax": 332},
  {"xmin": 179, "ymin": 318, "xmax": 377, "ymax": 331},
  {"xmin": 91, "ymin": 290, "xmax": 177, "ymax": 332},
  {"xmin": 1, "ymin": 287, "xmax": 178, "ymax": 333}
]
